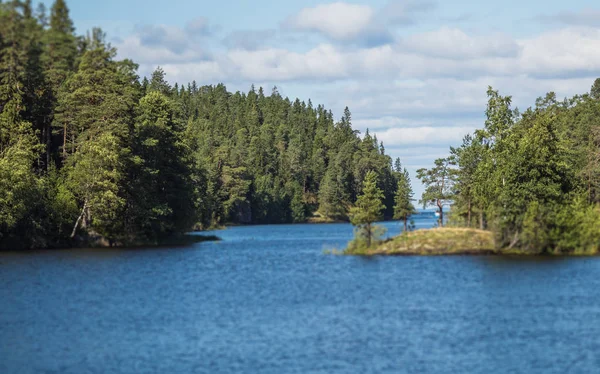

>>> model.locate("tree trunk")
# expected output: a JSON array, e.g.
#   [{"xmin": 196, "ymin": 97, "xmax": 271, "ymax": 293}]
[
  {"xmin": 71, "ymin": 201, "xmax": 88, "ymax": 238},
  {"xmin": 437, "ymin": 200, "xmax": 443, "ymax": 227},
  {"xmin": 508, "ymin": 231, "xmax": 520, "ymax": 249},
  {"xmin": 467, "ymin": 199, "xmax": 472, "ymax": 227},
  {"xmin": 403, "ymin": 217, "xmax": 408, "ymax": 232},
  {"xmin": 366, "ymin": 222, "xmax": 372, "ymax": 248}
]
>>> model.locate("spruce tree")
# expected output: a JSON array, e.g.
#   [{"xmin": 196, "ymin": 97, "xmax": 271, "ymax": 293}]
[
  {"xmin": 318, "ymin": 160, "xmax": 348, "ymax": 221},
  {"xmin": 349, "ymin": 170, "xmax": 385, "ymax": 248},
  {"xmin": 393, "ymin": 164, "xmax": 415, "ymax": 232},
  {"xmin": 129, "ymin": 91, "xmax": 197, "ymax": 239}
]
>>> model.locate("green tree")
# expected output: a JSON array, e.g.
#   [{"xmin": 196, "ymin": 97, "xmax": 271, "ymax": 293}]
[
  {"xmin": 53, "ymin": 32, "xmax": 137, "ymax": 158},
  {"xmin": 450, "ymin": 134, "xmax": 483, "ymax": 227},
  {"xmin": 417, "ymin": 157, "xmax": 455, "ymax": 227},
  {"xmin": 0, "ymin": 123, "xmax": 47, "ymax": 248},
  {"xmin": 318, "ymin": 160, "xmax": 348, "ymax": 221},
  {"xmin": 65, "ymin": 130, "xmax": 125, "ymax": 241},
  {"xmin": 55, "ymin": 32, "xmax": 138, "ymax": 242},
  {"xmin": 44, "ymin": 0, "xmax": 76, "ymax": 91},
  {"xmin": 393, "ymin": 163, "xmax": 415, "ymax": 232},
  {"xmin": 591, "ymin": 78, "xmax": 600, "ymax": 100},
  {"xmin": 349, "ymin": 170, "xmax": 386, "ymax": 248},
  {"xmin": 149, "ymin": 66, "xmax": 171, "ymax": 96},
  {"xmin": 128, "ymin": 91, "xmax": 197, "ymax": 239}
]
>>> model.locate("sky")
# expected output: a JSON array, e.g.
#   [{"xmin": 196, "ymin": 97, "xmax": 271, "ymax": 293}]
[{"xmin": 45, "ymin": 0, "xmax": 600, "ymax": 198}]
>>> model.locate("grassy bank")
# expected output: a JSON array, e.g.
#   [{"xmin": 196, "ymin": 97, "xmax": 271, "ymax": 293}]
[
  {"xmin": 381, "ymin": 228, "xmax": 496, "ymax": 255},
  {"xmin": 344, "ymin": 228, "xmax": 494, "ymax": 255},
  {"xmin": 345, "ymin": 227, "xmax": 600, "ymax": 256},
  {"xmin": 345, "ymin": 227, "xmax": 521, "ymax": 256}
]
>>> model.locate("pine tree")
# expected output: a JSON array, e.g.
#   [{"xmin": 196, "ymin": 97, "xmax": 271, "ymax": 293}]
[
  {"xmin": 66, "ymin": 130, "xmax": 126, "ymax": 241},
  {"xmin": 393, "ymin": 162, "xmax": 415, "ymax": 232},
  {"xmin": 57, "ymin": 32, "xmax": 138, "ymax": 241},
  {"xmin": 128, "ymin": 91, "xmax": 197, "ymax": 239},
  {"xmin": 318, "ymin": 160, "xmax": 348, "ymax": 221},
  {"xmin": 54, "ymin": 32, "xmax": 136, "ymax": 158},
  {"xmin": 149, "ymin": 66, "xmax": 171, "ymax": 96},
  {"xmin": 0, "ymin": 1, "xmax": 28, "ymax": 150},
  {"xmin": 22, "ymin": 0, "xmax": 52, "ymax": 169},
  {"xmin": 44, "ymin": 0, "xmax": 77, "ymax": 163},
  {"xmin": 44, "ymin": 0, "xmax": 76, "ymax": 91},
  {"xmin": 417, "ymin": 158, "xmax": 455, "ymax": 227},
  {"xmin": 349, "ymin": 170, "xmax": 386, "ymax": 248}
]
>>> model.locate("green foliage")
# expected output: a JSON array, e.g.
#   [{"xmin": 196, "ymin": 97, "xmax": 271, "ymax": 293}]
[
  {"xmin": 448, "ymin": 83, "xmax": 600, "ymax": 253},
  {"xmin": 349, "ymin": 171, "xmax": 386, "ymax": 249},
  {"xmin": 345, "ymin": 224, "xmax": 387, "ymax": 255},
  {"xmin": 0, "ymin": 0, "xmax": 407, "ymax": 248},
  {"xmin": 128, "ymin": 91, "xmax": 197, "ymax": 239},
  {"xmin": 65, "ymin": 130, "xmax": 125, "ymax": 239},
  {"xmin": 0, "ymin": 125, "xmax": 45, "ymax": 247},
  {"xmin": 393, "ymin": 160, "xmax": 415, "ymax": 232},
  {"xmin": 551, "ymin": 196, "xmax": 600, "ymax": 254},
  {"xmin": 417, "ymin": 157, "xmax": 455, "ymax": 227},
  {"xmin": 318, "ymin": 160, "xmax": 349, "ymax": 221},
  {"xmin": 44, "ymin": 0, "xmax": 76, "ymax": 92}
]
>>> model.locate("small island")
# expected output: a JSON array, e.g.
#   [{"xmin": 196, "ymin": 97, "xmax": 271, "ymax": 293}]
[
  {"xmin": 345, "ymin": 228, "xmax": 599, "ymax": 256},
  {"xmin": 351, "ymin": 228, "xmax": 496, "ymax": 256},
  {"xmin": 345, "ymin": 227, "xmax": 600, "ymax": 256}
]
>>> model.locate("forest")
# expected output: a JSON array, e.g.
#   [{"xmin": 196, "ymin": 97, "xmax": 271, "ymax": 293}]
[
  {"xmin": 0, "ymin": 0, "xmax": 409, "ymax": 249},
  {"xmin": 419, "ymin": 84, "xmax": 600, "ymax": 254},
  {"xmin": 3, "ymin": 0, "xmax": 599, "ymax": 253}
]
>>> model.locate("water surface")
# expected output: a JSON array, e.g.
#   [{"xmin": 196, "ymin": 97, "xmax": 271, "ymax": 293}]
[{"xmin": 2, "ymin": 218, "xmax": 600, "ymax": 373}]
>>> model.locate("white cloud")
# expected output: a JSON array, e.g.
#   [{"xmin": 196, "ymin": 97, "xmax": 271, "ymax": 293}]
[
  {"xmin": 117, "ymin": 33, "xmax": 209, "ymax": 64},
  {"xmin": 158, "ymin": 61, "xmax": 226, "ymax": 84},
  {"xmin": 116, "ymin": 25, "xmax": 600, "ymax": 132},
  {"xmin": 285, "ymin": 2, "xmax": 375, "ymax": 40},
  {"xmin": 226, "ymin": 44, "xmax": 351, "ymax": 81},
  {"xmin": 282, "ymin": 1, "xmax": 435, "ymax": 46},
  {"xmin": 518, "ymin": 27, "xmax": 600, "ymax": 78},
  {"xmin": 354, "ymin": 116, "xmax": 433, "ymax": 130},
  {"xmin": 372, "ymin": 126, "xmax": 477, "ymax": 147},
  {"xmin": 135, "ymin": 24, "xmax": 192, "ymax": 54},
  {"xmin": 397, "ymin": 27, "xmax": 520, "ymax": 59}
]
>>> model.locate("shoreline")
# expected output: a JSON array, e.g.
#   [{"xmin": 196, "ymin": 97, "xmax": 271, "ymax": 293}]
[
  {"xmin": 346, "ymin": 228, "xmax": 599, "ymax": 257},
  {"xmin": 0, "ymin": 233, "xmax": 221, "ymax": 252}
]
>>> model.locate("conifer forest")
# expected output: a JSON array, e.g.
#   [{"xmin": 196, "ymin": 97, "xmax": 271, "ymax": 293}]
[{"xmin": 0, "ymin": 0, "xmax": 406, "ymax": 248}]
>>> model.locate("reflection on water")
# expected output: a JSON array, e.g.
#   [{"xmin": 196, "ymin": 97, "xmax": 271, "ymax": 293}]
[{"xmin": 2, "ymin": 217, "xmax": 600, "ymax": 373}]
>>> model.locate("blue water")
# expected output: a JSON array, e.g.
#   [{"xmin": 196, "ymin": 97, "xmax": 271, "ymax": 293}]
[{"xmin": 2, "ymin": 218, "xmax": 600, "ymax": 373}]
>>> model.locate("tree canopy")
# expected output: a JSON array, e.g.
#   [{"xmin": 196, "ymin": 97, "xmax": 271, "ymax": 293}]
[
  {"xmin": 349, "ymin": 170, "xmax": 386, "ymax": 249},
  {"xmin": 447, "ymin": 84, "xmax": 600, "ymax": 253},
  {"xmin": 0, "ymin": 0, "xmax": 409, "ymax": 249}
]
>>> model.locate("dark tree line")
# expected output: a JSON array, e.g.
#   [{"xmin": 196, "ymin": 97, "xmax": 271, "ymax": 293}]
[{"xmin": 0, "ymin": 0, "xmax": 409, "ymax": 249}]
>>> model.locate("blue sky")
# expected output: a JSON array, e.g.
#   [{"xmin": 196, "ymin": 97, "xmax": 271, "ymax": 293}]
[{"xmin": 47, "ymin": 0, "xmax": 600, "ymax": 198}]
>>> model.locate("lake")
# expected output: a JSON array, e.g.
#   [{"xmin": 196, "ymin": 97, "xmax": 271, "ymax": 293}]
[{"xmin": 2, "ymin": 216, "xmax": 600, "ymax": 373}]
